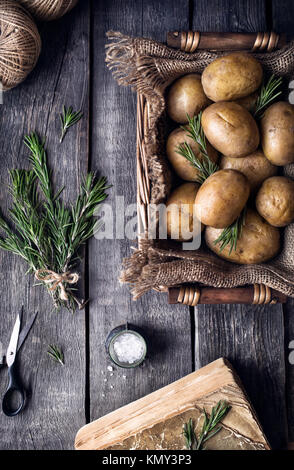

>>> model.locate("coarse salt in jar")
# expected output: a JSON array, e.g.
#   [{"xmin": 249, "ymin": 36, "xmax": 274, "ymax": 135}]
[{"xmin": 105, "ymin": 323, "xmax": 147, "ymax": 368}]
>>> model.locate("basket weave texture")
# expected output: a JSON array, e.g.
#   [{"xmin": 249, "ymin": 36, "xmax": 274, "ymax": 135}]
[{"xmin": 106, "ymin": 31, "xmax": 294, "ymax": 299}]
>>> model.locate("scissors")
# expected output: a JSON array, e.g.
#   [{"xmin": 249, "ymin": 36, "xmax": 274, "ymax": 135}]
[{"xmin": 1, "ymin": 307, "xmax": 38, "ymax": 417}]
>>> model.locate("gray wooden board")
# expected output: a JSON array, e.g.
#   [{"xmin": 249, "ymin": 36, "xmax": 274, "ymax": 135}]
[
  {"xmin": 89, "ymin": 0, "xmax": 192, "ymax": 423},
  {"xmin": 272, "ymin": 0, "xmax": 294, "ymax": 442},
  {"xmin": 0, "ymin": 2, "xmax": 89, "ymax": 449},
  {"xmin": 0, "ymin": 0, "xmax": 292, "ymax": 450},
  {"xmin": 191, "ymin": 0, "xmax": 288, "ymax": 449}
]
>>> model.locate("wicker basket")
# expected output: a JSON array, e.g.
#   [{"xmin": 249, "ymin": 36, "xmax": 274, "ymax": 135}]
[{"xmin": 135, "ymin": 31, "xmax": 288, "ymax": 306}]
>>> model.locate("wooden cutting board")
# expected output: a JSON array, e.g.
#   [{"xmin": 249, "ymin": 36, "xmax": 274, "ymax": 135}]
[{"xmin": 75, "ymin": 358, "xmax": 270, "ymax": 450}]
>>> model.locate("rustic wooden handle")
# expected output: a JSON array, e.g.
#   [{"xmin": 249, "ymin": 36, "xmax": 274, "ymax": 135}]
[
  {"xmin": 168, "ymin": 284, "xmax": 287, "ymax": 305},
  {"xmin": 167, "ymin": 31, "xmax": 287, "ymax": 52}
]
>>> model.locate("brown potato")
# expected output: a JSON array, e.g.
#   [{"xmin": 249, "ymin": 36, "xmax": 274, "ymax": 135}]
[
  {"xmin": 205, "ymin": 208, "xmax": 280, "ymax": 264},
  {"xmin": 233, "ymin": 91, "xmax": 259, "ymax": 112},
  {"xmin": 201, "ymin": 53, "xmax": 263, "ymax": 102},
  {"xmin": 167, "ymin": 74, "xmax": 211, "ymax": 124},
  {"xmin": 220, "ymin": 150, "xmax": 277, "ymax": 192},
  {"xmin": 256, "ymin": 176, "xmax": 294, "ymax": 227},
  {"xmin": 194, "ymin": 169, "xmax": 250, "ymax": 228},
  {"xmin": 166, "ymin": 127, "xmax": 219, "ymax": 182},
  {"xmin": 202, "ymin": 102, "xmax": 260, "ymax": 158},
  {"xmin": 166, "ymin": 182, "xmax": 203, "ymax": 241},
  {"xmin": 261, "ymin": 101, "xmax": 294, "ymax": 165}
]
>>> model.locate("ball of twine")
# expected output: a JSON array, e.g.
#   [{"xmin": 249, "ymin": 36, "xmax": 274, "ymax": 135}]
[
  {"xmin": 19, "ymin": 0, "xmax": 79, "ymax": 21},
  {"xmin": 0, "ymin": 0, "xmax": 41, "ymax": 90}
]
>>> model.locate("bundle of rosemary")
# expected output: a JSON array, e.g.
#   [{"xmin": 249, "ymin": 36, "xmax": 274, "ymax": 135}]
[
  {"xmin": 0, "ymin": 133, "xmax": 109, "ymax": 311},
  {"xmin": 176, "ymin": 75, "xmax": 283, "ymax": 254}
]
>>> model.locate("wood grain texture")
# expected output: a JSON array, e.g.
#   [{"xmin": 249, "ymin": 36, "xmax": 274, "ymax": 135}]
[
  {"xmin": 167, "ymin": 31, "xmax": 285, "ymax": 52},
  {"xmin": 0, "ymin": 0, "xmax": 291, "ymax": 450},
  {"xmin": 168, "ymin": 286, "xmax": 287, "ymax": 305},
  {"xmin": 0, "ymin": 1, "xmax": 89, "ymax": 449},
  {"xmin": 284, "ymin": 299, "xmax": 294, "ymax": 442},
  {"xmin": 191, "ymin": 0, "xmax": 268, "ymax": 32},
  {"xmin": 191, "ymin": 0, "xmax": 288, "ymax": 450},
  {"xmin": 88, "ymin": 0, "xmax": 192, "ymax": 423},
  {"xmin": 272, "ymin": 0, "xmax": 294, "ymax": 38},
  {"xmin": 272, "ymin": 0, "xmax": 294, "ymax": 443}
]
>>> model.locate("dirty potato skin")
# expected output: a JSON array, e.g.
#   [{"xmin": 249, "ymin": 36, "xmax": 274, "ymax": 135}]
[
  {"xmin": 261, "ymin": 101, "xmax": 294, "ymax": 165},
  {"xmin": 194, "ymin": 169, "xmax": 250, "ymax": 228},
  {"xmin": 201, "ymin": 102, "xmax": 260, "ymax": 158},
  {"xmin": 167, "ymin": 74, "xmax": 211, "ymax": 124},
  {"xmin": 166, "ymin": 127, "xmax": 219, "ymax": 182},
  {"xmin": 220, "ymin": 150, "xmax": 277, "ymax": 192},
  {"xmin": 205, "ymin": 208, "xmax": 280, "ymax": 264},
  {"xmin": 256, "ymin": 176, "xmax": 294, "ymax": 227},
  {"xmin": 201, "ymin": 53, "xmax": 263, "ymax": 102},
  {"xmin": 166, "ymin": 182, "xmax": 204, "ymax": 241}
]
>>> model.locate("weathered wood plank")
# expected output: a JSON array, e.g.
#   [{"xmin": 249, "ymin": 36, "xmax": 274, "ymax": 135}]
[
  {"xmin": 0, "ymin": 1, "xmax": 89, "ymax": 449},
  {"xmin": 272, "ymin": 0, "xmax": 294, "ymax": 39},
  {"xmin": 89, "ymin": 0, "xmax": 192, "ymax": 422},
  {"xmin": 191, "ymin": 0, "xmax": 287, "ymax": 449},
  {"xmin": 272, "ymin": 0, "xmax": 294, "ymax": 442}
]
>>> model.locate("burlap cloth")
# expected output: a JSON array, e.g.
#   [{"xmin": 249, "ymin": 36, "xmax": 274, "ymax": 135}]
[{"xmin": 106, "ymin": 31, "xmax": 294, "ymax": 299}]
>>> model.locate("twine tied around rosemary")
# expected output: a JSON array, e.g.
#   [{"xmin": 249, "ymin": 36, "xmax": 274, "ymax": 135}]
[{"xmin": 35, "ymin": 269, "xmax": 79, "ymax": 301}]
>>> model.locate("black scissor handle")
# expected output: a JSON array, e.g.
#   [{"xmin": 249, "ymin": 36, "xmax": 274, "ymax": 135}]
[{"xmin": 2, "ymin": 362, "xmax": 26, "ymax": 417}]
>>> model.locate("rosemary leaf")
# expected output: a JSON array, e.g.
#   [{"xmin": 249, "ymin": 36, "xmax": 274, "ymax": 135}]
[
  {"xmin": 213, "ymin": 207, "xmax": 247, "ymax": 254},
  {"xmin": 63, "ymin": 173, "xmax": 110, "ymax": 271},
  {"xmin": 47, "ymin": 344, "xmax": 64, "ymax": 365},
  {"xmin": 24, "ymin": 133, "xmax": 54, "ymax": 206},
  {"xmin": 182, "ymin": 418, "xmax": 198, "ymax": 450},
  {"xmin": 60, "ymin": 105, "xmax": 83, "ymax": 143},
  {"xmin": 254, "ymin": 75, "xmax": 283, "ymax": 119},
  {"xmin": 176, "ymin": 113, "xmax": 219, "ymax": 183}
]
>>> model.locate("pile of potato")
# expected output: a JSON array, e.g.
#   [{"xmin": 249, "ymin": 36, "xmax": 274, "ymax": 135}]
[{"xmin": 165, "ymin": 52, "xmax": 294, "ymax": 264}]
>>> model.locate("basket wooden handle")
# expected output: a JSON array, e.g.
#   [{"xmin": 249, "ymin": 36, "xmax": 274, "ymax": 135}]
[
  {"xmin": 168, "ymin": 285, "xmax": 287, "ymax": 305},
  {"xmin": 167, "ymin": 31, "xmax": 287, "ymax": 53}
]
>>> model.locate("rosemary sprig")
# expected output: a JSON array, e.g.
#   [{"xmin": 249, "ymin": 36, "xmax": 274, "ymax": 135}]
[
  {"xmin": 60, "ymin": 106, "xmax": 83, "ymax": 143},
  {"xmin": 254, "ymin": 75, "xmax": 283, "ymax": 119},
  {"xmin": 184, "ymin": 113, "xmax": 207, "ymax": 156},
  {"xmin": 62, "ymin": 173, "xmax": 110, "ymax": 272},
  {"xmin": 176, "ymin": 113, "xmax": 219, "ymax": 184},
  {"xmin": 183, "ymin": 400, "xmax": 231, "ymax": 450},
  {"xmin": 47, "ymin": 344, "xmax": 64, "ymax": 365},
  {"xmin": 183, "ymin": 418, "xmax": 197, "ymax": 450},
  {"xmin": 0, "ymin": 214, "xmax": 39, "ymax": 270},
  {"xmin": 0, "ymin": 132, "xmax": 109, "ymax": 311},
  {"xmin": 213, "ymin": 207, "xmax": 247, "ymax": 254}
]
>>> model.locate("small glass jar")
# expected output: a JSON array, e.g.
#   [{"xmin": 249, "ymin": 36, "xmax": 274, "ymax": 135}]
[{"xmin": 105, "ymin": 323, "xmax": 147, "ymax": 368}]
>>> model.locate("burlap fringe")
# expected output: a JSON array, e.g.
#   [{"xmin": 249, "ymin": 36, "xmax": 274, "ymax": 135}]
[
  {"xmin": 120, "ymin": 251, "xmax": 160, "ymax": 300},
  {"xmin": 106, "ymin": 31, "xmax": 167, "ymax": 100}
]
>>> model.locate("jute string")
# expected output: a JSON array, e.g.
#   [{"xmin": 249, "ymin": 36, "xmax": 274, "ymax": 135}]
[
  {"xmin": 35, "ymin": 269, "xmax": 79, "ymax": 301},
  {"xmin": 0, "ymin": 0, "xmax": 41, "ymax": 90},
  {"xmin": 19, "ymin": 0, "xmax": 78, "ymax": 21}
]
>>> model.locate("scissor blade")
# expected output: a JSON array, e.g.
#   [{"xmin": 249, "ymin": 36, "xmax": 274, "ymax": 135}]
[
  {"xmin": 6, "ymin": 313, "xmax": 22, "ymax": 368},
  {"xmin": 17, "ymin": 311, "xmax": 38, "ymax": 353}
]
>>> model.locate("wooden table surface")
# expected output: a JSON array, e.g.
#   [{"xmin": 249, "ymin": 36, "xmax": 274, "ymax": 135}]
[{"xmin": 0, "ymin": 0, "xmax": 293, "ymax": 450}]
